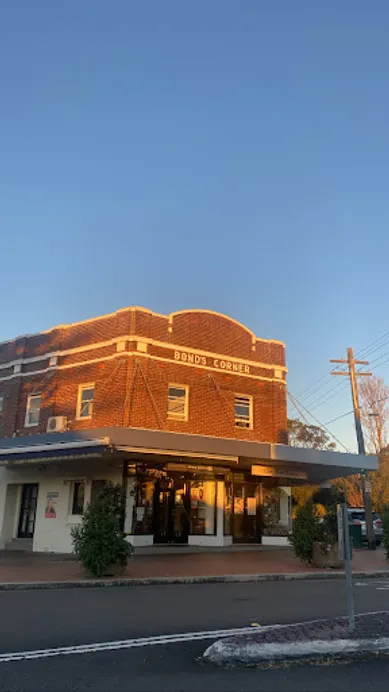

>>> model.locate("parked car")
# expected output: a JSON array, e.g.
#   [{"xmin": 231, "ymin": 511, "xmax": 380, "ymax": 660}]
[{"xmin": 347, "ymin": 508, "xmax": 383, "ymax": 546}]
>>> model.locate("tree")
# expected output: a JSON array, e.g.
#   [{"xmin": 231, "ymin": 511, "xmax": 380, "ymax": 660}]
[
  {"xmin": 371, "ymin": 452, "xmax": 389, "ymax": 511},
  {"xmin": 333, "ymin": 475, "xmax": 363, "ymax": 508},
  {"xmin": 288, "ymin": 419, "xmax": 335, "ymax": 507},
  {"xmin": 334, "ymin": 376, "xmax": 389, "ymax": 509},
  {"xmin": 360, "ymin": 375, "xmax": 389, "ymax": 454},
  {"xmin": 288, "ymin": 419, "xmax": 336, "ymax": 451}
]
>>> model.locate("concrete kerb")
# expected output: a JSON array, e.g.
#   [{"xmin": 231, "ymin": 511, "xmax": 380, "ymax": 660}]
[
  {"xmin": 203, "ymin": 611, "xmax": 389, "ymax": 666},
  {"xmin": 0, "ymin": 570, "xmax": 388, "ymax": 591},
  {"xmin": 204, "ymin": 635, "xmax": 389, "ymax": 666}
]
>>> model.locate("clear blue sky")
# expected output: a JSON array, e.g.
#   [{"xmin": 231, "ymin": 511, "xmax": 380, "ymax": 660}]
[{"xmin": 1, "ymin": 1, "xmax": 389, "ymax": 451}]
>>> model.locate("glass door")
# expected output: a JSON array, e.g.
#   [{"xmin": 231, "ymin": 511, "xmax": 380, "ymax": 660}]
[
  {"xmin": 173, "ymin": 481, "xmax": 190, "ymax": 543},
  {"xmin": 232, "ymin": 483, "xmax": 260, "ymax": 543},
  {"xmin": 18, "ymin": 484, "xmax": 39, "ymax": 538},
  {"xmin": 153, "ymin": 478, "xmax": 189, "ymax": 543}
]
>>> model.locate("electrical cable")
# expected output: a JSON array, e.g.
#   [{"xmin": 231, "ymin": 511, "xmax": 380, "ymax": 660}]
[{"xmin": 287, "ymin": 390, "xmax": 350, "ymax": 452}]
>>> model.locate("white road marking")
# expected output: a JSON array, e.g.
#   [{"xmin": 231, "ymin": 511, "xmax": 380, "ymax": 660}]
[
  {"xmin": 2, "ymin": 610, "xmax": 387, "ymax": 665},
  {"xmin": 355, "ymin": 580, "xmax": 389, "ymax": 590},
  {"xmin": 0, "ymin": 626, "xmax": 276, "ymax": 664}
]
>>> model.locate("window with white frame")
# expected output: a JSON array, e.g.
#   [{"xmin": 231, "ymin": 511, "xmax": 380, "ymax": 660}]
[
  {"xmin": 0, "ymin": 396, "xmax": 3, "ymax": 414},
  {"xmin": 76, "ymin": 384, "xmax": 95, "ymax": 419},
  {"xmin": 25, "ymin": 394, "xmax": 42, "ymax": 427},
  {"xmin": 167, "ymin": 384, "xmax": 189, "ymax": 420},
  {"xmin": 234, "ymin": 394, "xmax": 253, "ymax": 429}
]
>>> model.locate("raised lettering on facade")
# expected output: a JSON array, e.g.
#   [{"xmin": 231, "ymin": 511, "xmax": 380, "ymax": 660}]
[{"xmin": 174, "ymin": 350, "xmax": 250, "ymax": 374}]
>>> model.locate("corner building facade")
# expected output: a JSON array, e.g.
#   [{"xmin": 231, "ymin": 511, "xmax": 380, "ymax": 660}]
[{"xmin": 0, "ymin": 306, "xmax": 366, "ymax": 553}]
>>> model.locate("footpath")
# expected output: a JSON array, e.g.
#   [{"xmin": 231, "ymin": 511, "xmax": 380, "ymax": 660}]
[{"xmin": 0, "ymin": 546, "xmax": 388, "ymax": 589}]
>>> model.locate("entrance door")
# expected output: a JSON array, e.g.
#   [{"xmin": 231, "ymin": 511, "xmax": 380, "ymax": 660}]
[
  {"xmin": 232, "ymin": 483, "xmax": 260, "ymax": 543},
  {"xmin": 18, "ymin": 484, "xmax": 39, "ymax": 538},
  {"xmin": 154, "ymin": 478, "xmax": 189, "ymax": 543}
]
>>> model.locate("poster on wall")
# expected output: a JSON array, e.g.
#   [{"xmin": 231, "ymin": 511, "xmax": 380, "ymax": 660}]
[{"xmin": 45, "ymin": 492, "xmax": 58, "ymax": 518}]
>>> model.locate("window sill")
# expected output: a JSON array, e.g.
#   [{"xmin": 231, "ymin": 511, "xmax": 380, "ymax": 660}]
[
  {"xmin": 66, "ymin": 515, "xmax": 83, "ymax": 525},
  {"xmin": 76, "ymin": 416, "xmax": 92, "ymax": 422}
]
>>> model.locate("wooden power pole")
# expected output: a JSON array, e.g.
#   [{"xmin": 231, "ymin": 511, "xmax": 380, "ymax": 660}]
[{"xmin": 330, "ymin": 348, "xmax": 375, "ymax": 550}]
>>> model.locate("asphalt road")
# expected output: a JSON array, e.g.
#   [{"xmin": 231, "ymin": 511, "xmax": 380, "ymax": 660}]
[
  {"xmin": 0, "ymin": 578, "xmax": 389, "ymax": 691},
  {"xmin": 1, "ymin": 643, "xmax": 389, "ymax": 691}
]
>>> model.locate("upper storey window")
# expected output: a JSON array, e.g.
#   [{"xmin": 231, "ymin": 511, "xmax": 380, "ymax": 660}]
[
  {"xmin": 25, "ymin": 394, "xmax": 42, "ymax": 427},
  {"xmin": 234, "ymin": 394, "xmax": 253, "ymax": 429},
  {"xmin": 76, "ymin": 384, "xmax": 95, "ymax": 420},
  {"xmin": 167, "ymin": 385, "xmax": 189, "ymax": 421}
]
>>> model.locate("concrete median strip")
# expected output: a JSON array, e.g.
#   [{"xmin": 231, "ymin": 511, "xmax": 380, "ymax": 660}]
[{"xmin": 203, "ymin": 611, "xmax": 389, "ymax": 666}]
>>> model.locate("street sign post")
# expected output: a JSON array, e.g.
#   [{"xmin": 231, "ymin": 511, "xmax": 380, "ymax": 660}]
[{"xmin": 338, "ymin": 501, "xmax": 355, "ymax": 631}]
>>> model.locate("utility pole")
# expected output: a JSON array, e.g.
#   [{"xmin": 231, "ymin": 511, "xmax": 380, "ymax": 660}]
[{"xmin": 330, "ymin": 348, "xmax": 375, "ymax": 549}]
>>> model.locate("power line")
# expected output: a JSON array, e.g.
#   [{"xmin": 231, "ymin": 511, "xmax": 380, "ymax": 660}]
[
  {"xmin": 356, "ymin": 330, "xmax": 389, "ymax": 358},
  {"xmin": 308, "ymin": 379, "xmax": 349, "ymax": 411},
  {"xmin": 297, "ymin": 329, "xmax": 389, "ymax": 410},
  {"xmin": 359, "ymin": 337, "xmax": 389, "ymax": 361},
  {"xmin": 287, "ymin": 390, "xmax": 350, "ymax": 452},
  {"xmin": 295, "ymin": 371, "xmax": 335, "ymax": 400},
  {"xmin": 367, "ymin": 349, "xmax": 389, "ymax": 369},
  {"xmin": 324, "ymin": 409, "xmax": 354, "ymax": 426},
  {"xmin": 324, "ymin": 388, "xmax": 389, "ymax": 427}
]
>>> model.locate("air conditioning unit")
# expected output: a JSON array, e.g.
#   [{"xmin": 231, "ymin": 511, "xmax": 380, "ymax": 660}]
[{"xmin": 46, "ymin": 416, "xmax": 67, "ymax": 433}]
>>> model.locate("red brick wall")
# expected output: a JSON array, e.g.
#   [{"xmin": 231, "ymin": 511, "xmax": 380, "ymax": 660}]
[{"xmin": 0, "ymin": 307, "xmax": 287, "ymax": 443}]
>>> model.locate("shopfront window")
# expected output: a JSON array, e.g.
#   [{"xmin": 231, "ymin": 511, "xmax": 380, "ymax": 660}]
[
  {"xmin": 133, "ymin": 479, "xmax": 154, "ymax": 535},
  {"xmin": 190, "ymin": 481, "xmax": 216, "ymax": 535},
  {"xmin": 262, "ymin": 487, "xmax": 291, "ymax": 537}
]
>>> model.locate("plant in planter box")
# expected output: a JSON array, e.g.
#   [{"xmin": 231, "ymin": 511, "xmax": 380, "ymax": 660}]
[
  {"xmin": 71, "ymin": 483, "xmax": 133, "ymax": 578},
  {"xmin": 313, "ymin": 506, "xmax": 340, "ymax": 566},
  {"xmin": 290, "ymin": 500, "xmax": 340, "ymax": 566}
]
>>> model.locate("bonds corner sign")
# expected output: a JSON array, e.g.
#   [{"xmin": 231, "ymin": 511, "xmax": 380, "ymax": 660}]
[
  {"xmin": 174, "ymin": 349, "xmax": 250, "ymax": 374},
  {"xmin": 251, "ymin": 465, "xmax": 308, "ymax": 481}
]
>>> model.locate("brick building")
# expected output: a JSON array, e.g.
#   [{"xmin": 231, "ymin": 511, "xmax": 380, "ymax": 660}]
[{"xmin": 0, "ymin": 307, "xmax": 376, "ymax": 553}]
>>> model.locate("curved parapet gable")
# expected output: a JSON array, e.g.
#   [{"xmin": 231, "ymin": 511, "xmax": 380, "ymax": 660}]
[{"xmin": 167, "ymin": 309, "xmax": 285, "ymax": 366}]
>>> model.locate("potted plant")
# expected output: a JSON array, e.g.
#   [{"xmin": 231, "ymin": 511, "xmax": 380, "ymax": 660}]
[{"xmin": 71, "ymin": 483, "xmax": 133, "ymax": 578}]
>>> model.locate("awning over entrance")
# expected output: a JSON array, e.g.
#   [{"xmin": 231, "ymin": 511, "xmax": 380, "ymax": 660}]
[
  {"xmin": 0, "ymin": 426, "xmax": 378, "ymax": 483},
  {"xmin": 0, "ymin": 438, "xmax": 110, "ymax": 465}
]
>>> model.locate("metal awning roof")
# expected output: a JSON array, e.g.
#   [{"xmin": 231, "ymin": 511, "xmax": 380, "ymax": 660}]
[{"xmin": 0, "ymin": 426, "xmax": 378, "ymax": 483}]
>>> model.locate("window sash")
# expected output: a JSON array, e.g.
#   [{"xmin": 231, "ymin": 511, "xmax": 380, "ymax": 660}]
[
  {"xmin": 234, "ymin": 396, "xmax": 252, "ymax": 428},
  {"xmin": 167, "ymin": 386, "xmax": 188, "ymax": 419},
  {"xmin": 25, "ymin": 395, "xmax": 41, "ymax": 426},
  {"xmin": 0, "ymin": 396, "xmax": 3, "ymax": 413},
  {"xmin": 71, "ymin": 482, "xmax": 85, "ymax": 515},
  {"xmin": 77, "ymin": 385, "xmax": 94, "ymax": 419}
]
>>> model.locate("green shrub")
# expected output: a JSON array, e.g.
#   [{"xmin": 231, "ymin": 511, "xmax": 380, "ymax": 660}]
[
  {"xmin": 71, "ymin": 483, "xmax": 133, "ymax": 577},
  {"xmin": 382, "ymin": 507, "xmax": 389, "ymax": 559},
  {"xmin": 289, "ymin": 502, "xmax": 318, "ymax": 564}
]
